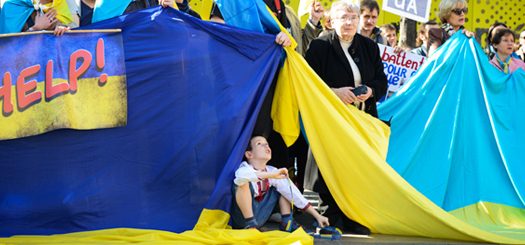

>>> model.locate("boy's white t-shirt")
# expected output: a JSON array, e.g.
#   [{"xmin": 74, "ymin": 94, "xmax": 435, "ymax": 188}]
[{"xmin": 234, "ymin": 161, "xmax": 310, "ymax": 210}]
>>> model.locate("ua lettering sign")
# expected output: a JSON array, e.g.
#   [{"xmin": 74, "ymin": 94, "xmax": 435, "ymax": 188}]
[{"xmin": 382, "ymin": 0, "xmax": 431, "ymax": 22}]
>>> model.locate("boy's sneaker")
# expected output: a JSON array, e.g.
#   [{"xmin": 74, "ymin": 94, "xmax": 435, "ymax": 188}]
[{"xmin": 279, "ymin": 219, "xmax": 302, "ymax": 232}]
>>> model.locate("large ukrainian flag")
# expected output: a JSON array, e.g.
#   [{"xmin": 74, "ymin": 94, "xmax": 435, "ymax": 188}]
[{"xmin": 1, "ymin": 6, "xmax": 310, "ymax": 244}]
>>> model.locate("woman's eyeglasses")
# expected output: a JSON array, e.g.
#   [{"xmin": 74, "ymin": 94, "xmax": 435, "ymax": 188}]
[
  {"xmin": 334, "ymin": 15, "xmax": 359, "ymax": 23},
  {"xmin": 451, "ymin": 8, "xmax": 468, "ymax": 15}
]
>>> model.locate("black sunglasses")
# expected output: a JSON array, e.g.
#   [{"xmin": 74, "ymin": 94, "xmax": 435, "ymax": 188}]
[{"xmin": 451, "ymin": 8, "xmax": 468, "ymax": 15}]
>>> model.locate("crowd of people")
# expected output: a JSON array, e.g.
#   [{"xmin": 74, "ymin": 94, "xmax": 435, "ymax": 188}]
[
  {"xmin": 2, "ymin": 0, "xmax": 524, "ymax": 235},
  {"xmin": 0, "ymin": 0, "xmax": 200, "ymax": 34}
]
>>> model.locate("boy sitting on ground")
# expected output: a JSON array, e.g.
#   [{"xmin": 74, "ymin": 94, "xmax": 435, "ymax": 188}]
[{"xmin": 231, "ymin": 135, "xmax": 330, "ymax": 231}]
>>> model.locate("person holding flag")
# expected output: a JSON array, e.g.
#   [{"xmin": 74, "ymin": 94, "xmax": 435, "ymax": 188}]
[
  {"xmin": 489, "ymin": 28, "xmax": 525, "ymax": 74},
  {"xmin": 305, "ymin": 0, "xmax": 387, "ymax": 235},
  {"xmin": 0, "ymin": 0, "xmax": 74, "ymax": 35},
  {"xmin": 67, "ymin": 0, "xmax": 199, "ymax": 27},
  {"xmin": 428, "ymin": 0, "xmax": 474, "ymax": 57}
]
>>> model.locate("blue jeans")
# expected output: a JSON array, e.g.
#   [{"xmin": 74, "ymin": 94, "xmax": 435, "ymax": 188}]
[{"xmin": 230, "ymin": 184, "xmax": 280, "ymax": 229}]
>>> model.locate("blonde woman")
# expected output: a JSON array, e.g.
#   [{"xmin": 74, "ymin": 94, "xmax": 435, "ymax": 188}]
[{"xmin": 427, "ymin": 0, "xmax": 474, "ymax": 56}]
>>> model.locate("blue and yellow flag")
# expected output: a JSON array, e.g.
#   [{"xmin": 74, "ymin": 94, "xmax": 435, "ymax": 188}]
[
  {"xmin": 218, "ymin": 0, "xmax": 525, "ymax": 243},
  {"xmin": 378, "ymin": 33, "xmax": 525, "ymax": 241},
  {"xmin": 0, "ymin": 6, "xmax": 286, "ymax": 240}
]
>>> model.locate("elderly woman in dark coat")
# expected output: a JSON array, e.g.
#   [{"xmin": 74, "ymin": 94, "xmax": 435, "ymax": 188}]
[
  {"xmin": 306, "ymin": 0, "xmax": 387, "ymax": 117},
  {"xmin": 304, "ymin": 0, "xmax": 387, "ymax": 235}
]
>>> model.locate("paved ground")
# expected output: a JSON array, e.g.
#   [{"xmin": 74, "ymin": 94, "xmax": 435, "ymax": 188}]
[
  {"xmin": 265, "ymin": 191, "xmax": 499, "ymax": 245},
  {"xmin": 314, "ymin": 234, "xmax": 497, "ymax": 245},
  {"xmin": 265, "ymin": 218, "xmax": 496, "ymax": 245},
  {"xmin": 264, "ymin": 218, "xmax": 495, "ymax": 245}
]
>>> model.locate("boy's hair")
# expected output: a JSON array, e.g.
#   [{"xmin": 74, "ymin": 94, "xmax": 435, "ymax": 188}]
[
  {"xmin": 245, "ymin": 135, "xmax": 266, "ymax": 152},
  {"xmin": 420, "ymin": 20, "xmax": 438, "ymax": 34},
  {"xmin": 360, "ymin": 0, "xmax": 380, "ymax": 14},
  {"xmin": 243, "ymin": 135, "xmax": 265, "ymax": 162},
  {"xmin": 380, "ymin": 24, "xmax": 396, "ymax": 33},
  {"xmin": 416, "ymin": 20, "xmax": 438, "ymax": 46}
]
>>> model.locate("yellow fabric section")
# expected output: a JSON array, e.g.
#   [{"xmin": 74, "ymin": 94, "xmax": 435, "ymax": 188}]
[
  {"xmin": 38, "ymin": 0, "xmax": 75, "ymax": 25},
  {"xmin": 189, "ymin": 0, "xmax": 212, "ymax": 20},
  {"xmin": 0, "ymin": 76, "xmax": 127, "ymax": 140},
  {"xmin": 0, "ymin": 209, "xmax": 313, "ymax": 245},
  {"xmin": 271, "ymin": 44, "xmax": 525, "ymax": 243},
  {"xmin": 450, "ymin": 202, "xmax": 525, "ymax": 241}
]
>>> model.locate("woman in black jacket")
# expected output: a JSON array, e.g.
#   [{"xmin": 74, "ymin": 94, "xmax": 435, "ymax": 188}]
[
  {"xmin": 306, "ymin": 1, "xmax": 387, "ymax": 117},
  {"xmin": 304, "ymin": 0, "xmax": 387, "ymax": 235}
]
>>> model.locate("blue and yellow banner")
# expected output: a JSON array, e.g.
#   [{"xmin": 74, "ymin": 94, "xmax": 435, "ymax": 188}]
[
  {"xmin": 0, "ymin": 6, "xmax": 283, "ymax": 238},
  {"xmin": 0, "ymin": 31, "xmax": 127, "ymax": 140}
]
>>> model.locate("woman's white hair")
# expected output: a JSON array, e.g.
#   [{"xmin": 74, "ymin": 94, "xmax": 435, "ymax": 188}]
[
  {"xmin": 330, "ymin": 0, "xmax": 360, "ymax": 17},
  {"xmin": 438, "ymin": 0, "xmax": 468, "ymax": 23}
]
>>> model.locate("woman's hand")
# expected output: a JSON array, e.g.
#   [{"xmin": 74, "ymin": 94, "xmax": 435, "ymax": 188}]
[
  {"xmin": 356, "ymin": 86, "xmax": 372, "ymax": 102},
  {"xmin": 332, "ymin": 87, "xmax": 357, "ymax": 104},
  {"xmin": 462, "ymin": 29, "xmax": 474, "ymax": 38},
  {"xmin": 32, "ymin": 9, "xmax": 58, "ymax": 31}
]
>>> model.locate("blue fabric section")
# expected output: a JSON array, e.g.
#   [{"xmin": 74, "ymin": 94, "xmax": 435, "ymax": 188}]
[
  {"xmin": 378, "ymin": 33, "xmax": 525, "ymax": 212},
  {"xmin": 0, "ymin": 0, "xmax": 34, "ymax": 34},
  {"xmin": 0, "ymin": 32, "xmax": 125, "ymax": 84},
  {"xmin": 215, "ymin": 0, "xmax": 280, "ymax": 34},
  {"xmin": 92, "ymin": 0, "xmax": 132, "ymax": 23},
  {"xmin": 0, "ymin": 7, "xmax": 282, "ymax": 236}
]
